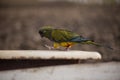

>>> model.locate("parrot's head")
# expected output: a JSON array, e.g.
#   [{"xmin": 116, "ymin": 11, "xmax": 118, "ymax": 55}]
[{"xmin": 39, "ymin": 26, "xmax": 53, "ymax": 38}]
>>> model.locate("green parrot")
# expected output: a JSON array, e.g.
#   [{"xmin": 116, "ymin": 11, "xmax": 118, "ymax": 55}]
[{"xmin": 39, "ymin": 26, "xmax": 113, "ymax": 50}]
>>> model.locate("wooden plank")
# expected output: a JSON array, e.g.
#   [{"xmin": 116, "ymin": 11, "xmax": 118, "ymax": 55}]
[{"xmin": 0, "ymin": 50, "xmax": 101, "ymax": 60}]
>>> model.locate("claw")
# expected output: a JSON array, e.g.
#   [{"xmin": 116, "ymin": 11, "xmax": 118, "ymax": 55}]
[
  {"xmin": 65, "ymin": 46, "xmax": 71, "ymax": 51},
  {"xmin": 65, "ymin": 47, "xmax": 68, "ymax": 51},
  {"xmin": 44, "ymin": 45, "xmax": 54, "ymax": 50}
]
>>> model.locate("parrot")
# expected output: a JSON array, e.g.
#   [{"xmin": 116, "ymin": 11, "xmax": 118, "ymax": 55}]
[{"xmin": 39, "ymin": 26, "xmax": 113, "ymax": 50}]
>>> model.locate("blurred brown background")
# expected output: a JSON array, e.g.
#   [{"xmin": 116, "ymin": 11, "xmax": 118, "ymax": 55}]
[{"xmin": 0, "ymin": 0, "xmax": 120, "ymax": 61}]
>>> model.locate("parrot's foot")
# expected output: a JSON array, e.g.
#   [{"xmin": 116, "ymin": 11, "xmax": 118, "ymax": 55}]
[
  {"xmin": 44, "ymin": 45, "xmax": 54, "ymax": 50},
  {"xmin": 44, "ymin": 45, "xmax": 62, "ymax": 50},
  {"xmin": 44, "ymin": 44, "xmax": 70, "ymax": 51},
  {"xmin": 65, "ymin": 47, "xmax": 70, "ymax": 51}
]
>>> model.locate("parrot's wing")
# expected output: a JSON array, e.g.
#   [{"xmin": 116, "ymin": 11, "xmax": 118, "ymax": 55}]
[
  {"xmin": 51, "ymin": 29, "xmax": 79, "ymax": 42},
  {"xmin": 70, "ymin": 36, "xmax": 90, "ymax": 42}
]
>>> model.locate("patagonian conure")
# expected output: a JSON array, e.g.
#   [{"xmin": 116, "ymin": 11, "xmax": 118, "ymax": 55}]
[{"xmin": 39, "ymin": 26, "xmax": 113, "ymax": 50}]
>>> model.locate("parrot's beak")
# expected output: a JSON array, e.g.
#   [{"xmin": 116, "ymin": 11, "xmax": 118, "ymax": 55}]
[{"xmin": 39, "ymin": 30, "xmax": 44, "ymax": 37}]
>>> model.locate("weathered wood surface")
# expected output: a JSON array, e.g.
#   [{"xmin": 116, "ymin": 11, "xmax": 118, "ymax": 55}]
[{"xmin": 0, "ymin": 50, "xmax": 101, "ymax": 60}]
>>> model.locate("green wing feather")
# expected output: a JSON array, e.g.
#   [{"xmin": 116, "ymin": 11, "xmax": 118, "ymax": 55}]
[{"xmin": 51, "ymin": 29, "xmax": 79, "ymax": 42}]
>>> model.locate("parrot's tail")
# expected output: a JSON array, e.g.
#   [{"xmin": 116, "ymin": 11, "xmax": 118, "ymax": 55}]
[
  {"xmin": 70, "ymin": 36, "xmax": 113, "ymax": 50},
  {"xmin": 84, "ymin": 40, "xmax": 113, "ymax": 50}
]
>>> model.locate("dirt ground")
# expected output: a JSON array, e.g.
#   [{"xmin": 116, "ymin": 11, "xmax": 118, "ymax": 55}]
[{"xmin": 0, "ymin": 3, "xmax": 120, "ymax": 61}]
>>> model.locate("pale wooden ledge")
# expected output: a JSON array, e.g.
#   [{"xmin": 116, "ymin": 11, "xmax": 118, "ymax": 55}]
[{"xmin": 0, "ymin": 50, "xmax": 102, "ymax": 60}]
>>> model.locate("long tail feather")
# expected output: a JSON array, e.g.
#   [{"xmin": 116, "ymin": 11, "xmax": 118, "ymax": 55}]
[{"xmin": 87, "ymin": 41, "xmax": 113, "ymax": 50}]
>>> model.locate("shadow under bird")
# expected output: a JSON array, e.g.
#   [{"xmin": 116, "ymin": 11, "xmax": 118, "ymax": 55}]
[{"xmin": 39, "ymin": 26, "xmax": 113, "ymax": 50}]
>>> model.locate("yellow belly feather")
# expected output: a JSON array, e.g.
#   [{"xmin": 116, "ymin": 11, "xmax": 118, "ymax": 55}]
[{"xmin": 53, "ymin": 42, "xmax": 76, "ymax": 49}]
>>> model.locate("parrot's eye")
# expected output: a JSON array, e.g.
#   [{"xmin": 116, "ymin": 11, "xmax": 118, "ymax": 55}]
[
  {"xmin": 39, "ymin": 30, "xmax": 43, "ymax": 34},
  {"xmin": 39, "ymin": 30, "xmax": 44, "ymax": 37}
]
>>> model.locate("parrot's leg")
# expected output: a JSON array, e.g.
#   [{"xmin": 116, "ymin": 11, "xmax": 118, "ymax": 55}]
[
  {"xmin": 65, "ymin": 46, "xmax": 72, "ymax": 51},
  {"xmin": 65, "ymin": 47, "xmax": 70, "ymax": 51},
  {"xmin": 44, "ymin": 43, "xmax": 61, "ymax": 50},
  {"xmin": 44, "ymin": 44, "xmax": 54, "ymax": 50}
]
